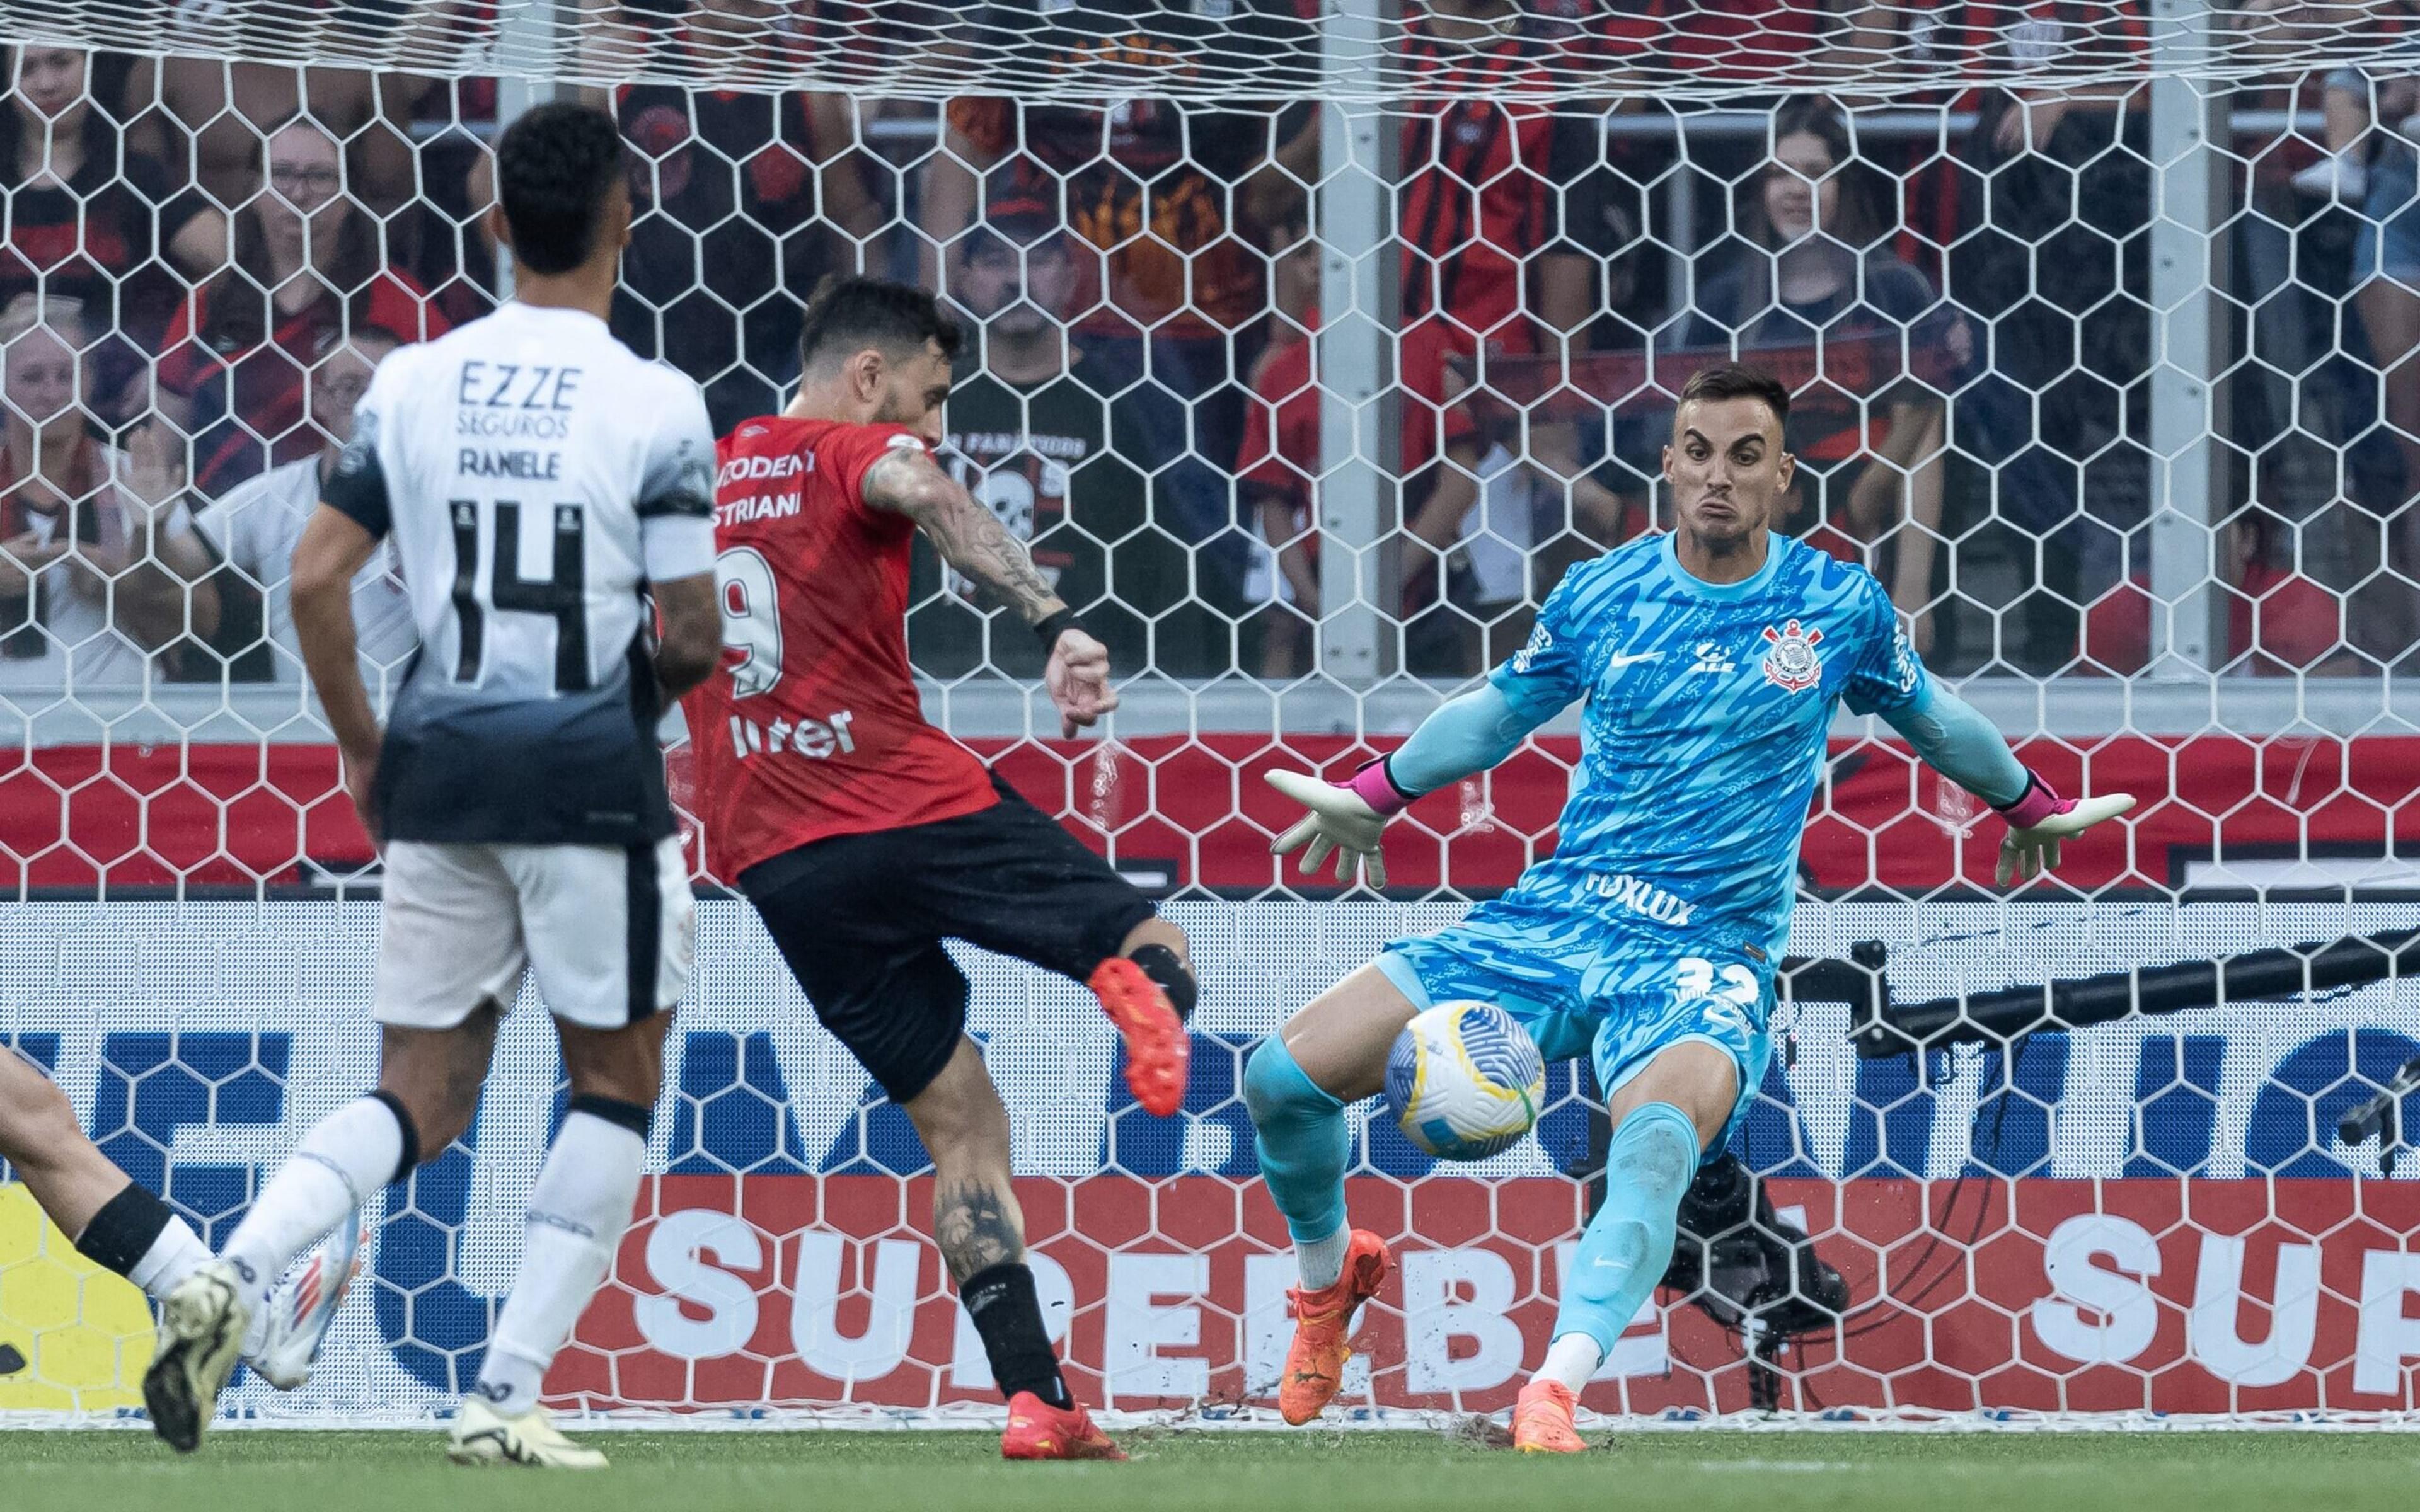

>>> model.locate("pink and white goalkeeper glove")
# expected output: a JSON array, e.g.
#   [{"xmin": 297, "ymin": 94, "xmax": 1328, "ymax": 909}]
[
  {"xmin": 1993, "ymin": 772, "xmax": 2135, "ymax": 886},
  {"xmin": 1265, "ymin": 758, "xmax": 1414, "ymax": 890}
]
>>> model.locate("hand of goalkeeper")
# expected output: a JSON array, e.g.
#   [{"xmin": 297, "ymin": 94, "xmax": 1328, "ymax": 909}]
[
  {"xmin": 1993, "ymin": 773, "xmax": 2135, "ymax": 886},
  {"xmin": 1265, "ymin": 759, "xmax": 1414, "ymax": 890}
]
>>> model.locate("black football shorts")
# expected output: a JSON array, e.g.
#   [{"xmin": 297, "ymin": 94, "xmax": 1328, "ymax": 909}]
[{"xmin": 738, "ymin": 775, "xmax": 1156, "ymax": 1103}]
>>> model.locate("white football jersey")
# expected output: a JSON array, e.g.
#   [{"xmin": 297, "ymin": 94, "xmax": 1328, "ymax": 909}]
[
  {"xmin": 325, "ymin": 302, "xmax": 716, "ymax": 845},
  {"xmin": 193, "ymin": 454, "xmax": 418, "ymax": 689}
]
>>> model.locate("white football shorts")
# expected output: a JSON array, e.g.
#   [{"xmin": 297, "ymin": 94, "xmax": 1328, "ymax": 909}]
[{"xmin": 375, "ymin": 836, "xmax": 694, "ymax": 1030}]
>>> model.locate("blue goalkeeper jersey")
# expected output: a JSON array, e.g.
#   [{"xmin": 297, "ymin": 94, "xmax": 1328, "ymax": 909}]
[{"xmin": 1486, "ymin": 530, "xmax": 1931, "ymax": 959}]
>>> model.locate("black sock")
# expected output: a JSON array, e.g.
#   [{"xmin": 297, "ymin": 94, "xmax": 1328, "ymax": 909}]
[
  {"xmin": 960, "ymin": 1262, "xmax": 1072, "ymax": 1409},
  {"xmin": 1129, "ymin": 943, "xmax": 1196, "ymax": 1022},
  {"xmin": 73, "ymin": 1180, "xmax": 175, "ymax": 1278}
]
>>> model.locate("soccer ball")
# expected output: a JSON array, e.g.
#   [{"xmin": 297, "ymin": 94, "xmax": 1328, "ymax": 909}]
[{"xmin": 1383, "ymin": 1001, "xmax": 1547, "ymax": 1161}]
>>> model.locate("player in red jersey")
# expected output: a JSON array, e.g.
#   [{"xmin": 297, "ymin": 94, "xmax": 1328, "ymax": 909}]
[{"xmin": 686, "ymin": 277, "xmax": 1193, "ymax": 1462}]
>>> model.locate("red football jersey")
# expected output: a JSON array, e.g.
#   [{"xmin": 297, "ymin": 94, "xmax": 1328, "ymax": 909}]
[{"xmin": 686, "ymin": 415, "xmax": 997, "ymax": 882}]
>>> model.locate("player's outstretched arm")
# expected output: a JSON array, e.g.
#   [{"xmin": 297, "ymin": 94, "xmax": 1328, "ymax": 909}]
[
  {"xmin": 864, "ymin": 447, "xmax": 1115, "ymax": 738},
  {"xmin": 1881, "ymin": 684, "xmax": 2135, "ymax": 886},
  {"xmin": 1267, "ymin": 681, "xmax": 1547, "ymax": 890},
  {"xmin": 292, "ymin": 504, "xmax": 386, "ymax": 840}
]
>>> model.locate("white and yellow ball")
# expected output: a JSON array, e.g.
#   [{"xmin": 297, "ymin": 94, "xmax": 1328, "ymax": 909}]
[{"xmin": 1382, "ymin": 1000, "xmax": 1546, "ymax": 1161}]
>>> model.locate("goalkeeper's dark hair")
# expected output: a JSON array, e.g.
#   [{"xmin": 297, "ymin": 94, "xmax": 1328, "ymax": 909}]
[
  {"xmin": 798, "ymin": 276, "xmax": 964, "ymax": 374},
  {"xmin": 493, "ymin": 102, "xmax": 627, "ymax": 277},
  {"xmin": 1677, "ymin": 363, "xmax": 1791, "ymax": 428}
]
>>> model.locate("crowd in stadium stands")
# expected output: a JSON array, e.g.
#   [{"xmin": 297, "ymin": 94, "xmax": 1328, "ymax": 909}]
[
  {"xmin": 0, "ymin": 294, "xmax": 209, "ymax": 685},
  {"xmin": 8, "ymin": 0, "xmax": 2420, "ymax": 693}
]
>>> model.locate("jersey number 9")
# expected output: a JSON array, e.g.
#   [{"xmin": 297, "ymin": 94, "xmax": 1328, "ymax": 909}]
[{"xmin": 715, "ymin": 546, "xmax": 783, "ymax": 698}]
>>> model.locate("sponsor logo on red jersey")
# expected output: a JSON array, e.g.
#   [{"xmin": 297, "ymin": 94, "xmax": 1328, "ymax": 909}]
[{"xmin": 684, "ymin": 416, "xmax": 995, "ymax": 878}]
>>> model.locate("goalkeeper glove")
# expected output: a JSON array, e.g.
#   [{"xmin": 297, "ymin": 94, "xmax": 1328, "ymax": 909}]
[
  {"xmin": 1265, "ymin": 757, "xmax": 1414, "ymax": 890},
  {"xmin": 1993, "ymin": 772, "xmax": 2135, "ymax": 886}
]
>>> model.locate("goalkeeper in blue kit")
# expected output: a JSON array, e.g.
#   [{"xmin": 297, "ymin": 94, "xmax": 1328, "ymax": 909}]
[{"xmin": 1249, "ymin": 365, "xmax": 2135, "ymax": 1449}]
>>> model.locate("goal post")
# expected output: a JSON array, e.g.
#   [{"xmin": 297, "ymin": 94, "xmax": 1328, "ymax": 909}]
[
  {"xmin": 2148, "ymin": 1, "xmax": 2227, "ymax": 675},
  {"xmin": 3, "ymin": 0, "xmax": 2420, "ymax": 1427}
]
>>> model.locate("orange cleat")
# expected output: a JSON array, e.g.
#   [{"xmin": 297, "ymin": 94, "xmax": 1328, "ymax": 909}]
[
  {"xmin": 1512, "ymin": 1379, "xmax": 1586, "ymax": 1453},
  {"xmin": 1088, "ymin": 956, "xmax": 1189, "ymax": 1116},
  {"xmin": 1000, "ymin": 1390, "xmax": 1127, "ymax": 1461},
  {"xmin": 1277, "ymin": 1230, "xmax": 1391, "ymax": 1425}
]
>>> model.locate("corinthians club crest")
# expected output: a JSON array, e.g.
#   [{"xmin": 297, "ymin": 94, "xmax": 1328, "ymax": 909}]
[{"xmin": 1760, "ymin": 619, "xmax": 1825, "ymax": 694}]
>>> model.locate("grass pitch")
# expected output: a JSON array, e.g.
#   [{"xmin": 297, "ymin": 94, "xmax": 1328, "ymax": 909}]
[{"xmin": 2, "ymin": 1427, "xmax": 2412, "ymax": 1512}]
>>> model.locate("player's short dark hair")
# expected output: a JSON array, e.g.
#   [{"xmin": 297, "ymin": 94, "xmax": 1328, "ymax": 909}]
[
  {"xmin": 798, "ymin": 276, "xmax": 964, "ymax": 374},
  {"xmin": 1676, "ymin": 364, "xmax": 1791, "ymax": 429},
  {"xmin": 493, "ymin": 102, "xmax": 627, "ymax": 277}
]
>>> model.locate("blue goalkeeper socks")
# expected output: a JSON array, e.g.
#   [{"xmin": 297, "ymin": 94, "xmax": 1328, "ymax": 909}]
[
  {"xmin": 1550, "ymin": 1101, "xmax": 1700, "ymax": 1365},
  {"xmin": 1243, "ymin": 1034, "xmax": 1351, "ymax": 1254}
]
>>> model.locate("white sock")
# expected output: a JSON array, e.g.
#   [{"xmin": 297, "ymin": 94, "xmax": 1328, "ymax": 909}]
[
  {"xmin": 224, "ymin": 1096, "xmax": 404, "ymax": 1303},
  {"xmin": 121, "ymin": 1210, "xmax": 287, "ymax": 1357},
  {"xmin": 1296, "ymin": 1227, "xmax": 1350, "ymax": 1291},
  {"xmin": 127, "ymin": 1214, "xmax": 210, "ymax": 1298},
  {"xmin": 473, "ymin": 1109, "xmax": 645, "ymax": 1416},
  {"xmin": 1536, "ymin": 1332, "xmax": 1604, "ymax": 1394}
]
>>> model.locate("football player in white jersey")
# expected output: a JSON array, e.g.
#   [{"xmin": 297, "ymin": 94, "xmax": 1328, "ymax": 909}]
[{"xmin": 143, "ymin": 103, "xmax": 723, "ymax": 1469}]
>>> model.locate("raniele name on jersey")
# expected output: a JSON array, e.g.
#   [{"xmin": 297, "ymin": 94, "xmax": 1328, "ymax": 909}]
[{"xmin": 685, "ymin": 415, "xmax": 1000, "ymax": 883}]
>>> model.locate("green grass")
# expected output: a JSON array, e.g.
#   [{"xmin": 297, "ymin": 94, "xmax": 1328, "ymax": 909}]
[{"xmin": 2, "ymin": 1428, "xmax": 2416, "ymax": 1512}]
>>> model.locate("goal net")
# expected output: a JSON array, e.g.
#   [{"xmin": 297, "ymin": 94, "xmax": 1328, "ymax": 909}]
[{"xmin": 4, "ymin": 0, "xmax": 2420, "ymax": 1427}]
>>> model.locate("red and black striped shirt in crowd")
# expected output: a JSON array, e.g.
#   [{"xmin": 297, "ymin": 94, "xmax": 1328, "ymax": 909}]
[
  {"xmin": 0, "ymin": 153, "xmax": 205, "ymax": 351},
  {"xmin": 1398, "ymin": 8, "xmax": 1615, "ymax": 357}
]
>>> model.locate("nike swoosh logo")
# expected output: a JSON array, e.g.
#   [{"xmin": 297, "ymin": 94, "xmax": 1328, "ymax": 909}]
[{"xmin": 1608, "ymin": 651, "xmax": 1661, "ymax": 668}]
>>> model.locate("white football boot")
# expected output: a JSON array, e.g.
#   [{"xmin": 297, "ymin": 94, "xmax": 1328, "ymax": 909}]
[
  {"xmin": 144, "ymin": 1259, "xmax": 253, "ymax": 1453},
  {"xmin": 448, "ymin": 1397, "xmax": 609, "ymax": 1470},
  {"xmin": 248, "ymin": 1218, "xmax": 367, "ymax": 1390}
]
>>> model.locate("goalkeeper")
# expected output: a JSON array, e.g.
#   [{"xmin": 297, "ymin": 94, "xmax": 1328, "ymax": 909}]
[{"xmin": 1249, "ymin": 365, "xmax": 2133, "ymax": 1450}]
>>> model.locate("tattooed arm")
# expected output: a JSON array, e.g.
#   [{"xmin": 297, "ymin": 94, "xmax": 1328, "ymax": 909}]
[
  {"xmin": 863, "ymin": 446, "xmax": 1118, "ymax": 737},
  {"xmin": 863, "ymin": 445, "xmax": 1061, "ymax": 626}
]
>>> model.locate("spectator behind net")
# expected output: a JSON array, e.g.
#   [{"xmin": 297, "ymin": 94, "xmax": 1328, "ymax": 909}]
[
  {"xmin": 913, "ymin": 196, "xmax": 1221, "ymax": 680},
  {"xmin": 151, "ymin": 9, "xmax": 463, "ymax": 212},
  {"xmin": 606, "ymin": 0, "xmax": 885, "ymax": 435},
  {"xmin": 922, "ymin": 0, "xmax": 1318, "ymax": 492},
  {"xmin": 2319, "ymin": 65, "xmax": 2420, "ymax": 658},
  {"xmin": 158, "ymin": 112, "xmax": 451, "ymax": 500},
  {"xmin": 1392, "ymin": 0, "xmax": 1619, "ymax": 358},
  {"xmin": 2, "ymin": 45, "xmax": 225, "ymax": 420},
  {"xmin": 0, "ymin": 295, "xmax": 211, "ymax": 687},
  {"xmin": 1917, "ymin": 3, "xmax": 2152, "ymax": 672},
  {"xmin": 1235, "ymin": 209, "xmax": 1485, "ymax": 679},
  {"xmin": 183, "ymin": 326, "xmax": 417, "ymax": 689},
  {"xmin": 1678, "ymin": 98, "xmax": 1966, "ymax": 653}
]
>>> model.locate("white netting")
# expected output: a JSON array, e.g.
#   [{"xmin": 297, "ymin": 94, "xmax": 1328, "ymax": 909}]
[
  {"xmin": 3, "ymin": 1, "xmax": 2420, "ymax": 103},
  {"xmin": 4, "ymin": 0, "xmax": 2420, "ymax": 1428}
]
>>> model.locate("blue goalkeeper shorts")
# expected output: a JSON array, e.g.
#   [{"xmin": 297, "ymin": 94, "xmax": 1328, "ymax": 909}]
[{"xmin": 1376, "ymin": 902, "xmax": 1774, "ymax": 1159}]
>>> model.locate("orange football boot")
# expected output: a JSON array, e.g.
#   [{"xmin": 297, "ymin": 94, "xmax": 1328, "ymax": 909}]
[
  {"xmin": 1512, "ymin": 1379, "xmax": 1586, "ymax": 1453},
  {"xmin": 1000, "ymin": 1390, "xmax": 1127, "ymax": 1461},
  {"xmin": 1277, "ymin": 1230, "xmax": 1390, "ymax": 1424},
  {"xmin": 1088, "ymin": 957, "xmax": 1189, "ymax": 1116}
]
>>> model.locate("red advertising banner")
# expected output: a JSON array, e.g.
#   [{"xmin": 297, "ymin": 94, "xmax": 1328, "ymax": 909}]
[
  {"xmin": 559, "ymin": 1176, "xmax": 2420, "ymax": 1418},
  {"xmin": 8, "ymin": 733, "xmax": 2416, "ymax": 895}
]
